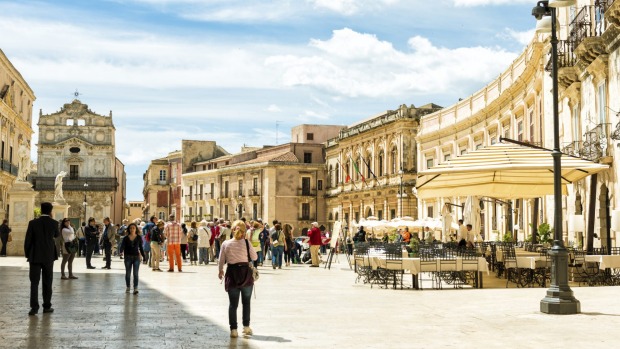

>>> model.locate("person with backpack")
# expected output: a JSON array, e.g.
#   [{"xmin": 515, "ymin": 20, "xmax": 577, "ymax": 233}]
[
  {"xmin": 197, "ymin": 220, "xmax": 211, "ymax": 265},
  {"xmin": 187, "ymin": 221, "xmax": 199, "ymax": 265},
  {"xmin": 270, "ymin": 223, "xmax": 285, "ymax": 269},
  {"xmin": 149, "ymin": 221, "xmax": 164, "ymax": 271}
]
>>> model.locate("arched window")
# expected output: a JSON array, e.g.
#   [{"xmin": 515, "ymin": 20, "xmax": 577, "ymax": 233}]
[
  {"xmin": 335, "ymin": 212, "xmax": 339, "ymax": 221},
  {"xmin": 378, "ymin": 151, "xmax": 384, "ymax": 177},
  {"xmin": 328, "ymin": 212, "xmax": 334, "ymax": 221},
  {"xmin": 335, "ymin": 167, "xmax": 340, "ymax": 185}
]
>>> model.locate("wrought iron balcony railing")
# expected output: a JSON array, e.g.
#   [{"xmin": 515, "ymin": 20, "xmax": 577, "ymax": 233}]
[
  {"xmin": 562, "ymin": 141, "xmax": 583, "ymax": 157},
  {"xmin": 0, "ymin": 160, "xmax": 18, "ymax": 176},
  {"xmin": 569, "ymin": 3, "xmax": 608, "ymax": 48},
  {"xmin": 582, "ymin": 123, "xmax": 611, "ymax": 161},
  {"xmin": 32, "ymin": 177, "xmax": 118, "ymax": 192},
  {"xmin": 298, "ymin": 188, "xmax": 317, "ymax": 196},
  {"xmin": 545, "ymin": 40, "xmax": 577, "ymax": 73}
]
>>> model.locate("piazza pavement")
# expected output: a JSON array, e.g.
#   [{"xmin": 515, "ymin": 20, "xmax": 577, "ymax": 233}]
[{"xmin": 1, "ymin": 254, "xmax": 620, "ymax": 348}]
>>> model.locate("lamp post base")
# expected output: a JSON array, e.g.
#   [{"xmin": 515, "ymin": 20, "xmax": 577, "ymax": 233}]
[{"xmin": 540, "ymin": 245, "xmax": 581, "ymax": 314}]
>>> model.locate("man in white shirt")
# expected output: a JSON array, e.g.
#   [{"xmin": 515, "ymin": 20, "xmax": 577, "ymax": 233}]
[{"xmin": 457, "ymin": 219, "xmax": 467, "ymax": 244}]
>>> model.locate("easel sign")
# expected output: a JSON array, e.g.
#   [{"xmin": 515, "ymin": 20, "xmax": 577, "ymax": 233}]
[
  {"xmin": 330, "ymin": 221, "xmax": 341, "ymax": 249},
  {"xmin": 325, "ymin": 221, "xmax": 342, "ymax": 269}
]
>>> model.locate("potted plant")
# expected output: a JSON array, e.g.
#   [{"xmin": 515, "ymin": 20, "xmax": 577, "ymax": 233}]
[
  {"xmin": 538, "ymin": 222, "xmax": 553, "ymax": 247},
  {"xmin": 502, "ymin": 232, "xmax": 513, "ymax": 243},
  {"xmin": 409, "ymin": 236, "xmax": 420, "ymax": 257}
]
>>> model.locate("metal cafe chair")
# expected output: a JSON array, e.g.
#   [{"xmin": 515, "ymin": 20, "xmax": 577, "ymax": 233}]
[
  {"xmin": 461, "ymin": 249, "xmax": 480, "ymax": 287},
  {"xmin": 384, "ymin": 244, "xmax": 404, "ymax": 289},
  {"xmin": 353, "ymin": 243, "xmax": 371, "ymax": 285},
  {"xmin": 438, "ymin": 249, "xmax": 458, "ymax": 289},
  {"xmin": 418, "ymin": 249, "xmax": 438, "ymax": 290}
]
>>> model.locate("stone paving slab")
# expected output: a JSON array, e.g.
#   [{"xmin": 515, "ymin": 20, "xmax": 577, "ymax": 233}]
[{"xmin": 1, "ymin": 255, "xmax": 620, "ymax": 348}]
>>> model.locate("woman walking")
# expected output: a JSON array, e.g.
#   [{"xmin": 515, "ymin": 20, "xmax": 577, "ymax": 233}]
[
  {"xmin": 270, "ymin": 223, "xmax": 285, "ymax": 269},
  {"xmin": 197, "ymin": 220, "xmax": 211, "ymax": 265},
  {"xmin": 120, "ymin": 223, "xmax": 144, "ymax": 294},
  {"xmin": 283, "ymin": 224, "xmax": 295, "ymax": 266},
  {"xmin": 188, "ymin": 221, "xmax": 199, "ymax": 265},
  {"xmin": 248, "ymin": 222, "xmax": 262, "ymax": 268},
  {"xmin": 181, "ymin": 223, "xmax": 189, "ymax": 262},
  {"xmin": 218, "ymin": 220, "xmax": 258, "ymax": 338},
  {"xmin": 59, "ymin": 218, "xmax": 78, "ymax": 280}
]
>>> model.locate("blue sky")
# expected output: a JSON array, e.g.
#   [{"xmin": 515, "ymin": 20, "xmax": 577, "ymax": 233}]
[{"xmin": 0, "ymin": 0, "xmax": 537, "ymax": 200}]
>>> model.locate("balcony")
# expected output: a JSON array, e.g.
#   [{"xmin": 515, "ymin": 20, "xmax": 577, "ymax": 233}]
[
  {"xmin": 562, "ymin": 141, "xmax": 583, "ymax": 157},
  {"xmin": 582, "ymin": 123, "xmax": 612, "ymax": 162},
  {"xmin": 0, "ymin": 160, "xmax": 18, "ymax": 177},
  {"xmin": 545, "ymin": 40, "xmax": 578, "ymax": 89},
  {"xmin": 247, "ymin": 189, "xmax": 260, "ymax": 197},
  {"xmin": 298, "ymin": 188, "xmax": 317, "ymax": 196},
  {"xmin": 32, "ymin": 177, "xmax": 118, "ymax": 191},
  {"xmin": 569, "ymin": 3, "xmax": 609, "ymax": 65},
  {"xmin": 157, "ymin": 180, "xmax": 167, "ymax": 185}
]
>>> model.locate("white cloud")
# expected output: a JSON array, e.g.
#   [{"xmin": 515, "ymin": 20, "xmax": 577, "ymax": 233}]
[
  {"xmin": 453, "ymin": 0, "xmax": 532, "ymax": 6},
  {"xmin": 499, "ymin": 28, "xmax": 535, "ymax": 46},
  {"xmin": 266, "ymin": 28, "xmax": 518, "ymax": 98},
  {"xmin": 267, "ymin": 104, "xmax": 282, "ymax": 112}
]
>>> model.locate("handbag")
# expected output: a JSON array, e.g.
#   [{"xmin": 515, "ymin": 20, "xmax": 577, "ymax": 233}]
[{"xmin": 245, "ymin": 240, "xmax": 259, "ymax": 282}]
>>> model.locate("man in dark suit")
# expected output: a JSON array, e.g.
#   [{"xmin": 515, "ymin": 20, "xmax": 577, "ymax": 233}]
[
  {"xmin": 84, "ymin": 217, "xmax": 98, "ymax": 269},
  {"xmin": 24, "ymin": 202, "xmax": 59, "ymax": 316},
  {"xmin": 101, "ymin": 217, "xmax": 116, "ymax": 269}
]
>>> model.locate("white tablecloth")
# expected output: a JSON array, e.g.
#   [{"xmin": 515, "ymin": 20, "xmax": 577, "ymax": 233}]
[
  {"xmin": 363, "ymin": 256, "xmax": 489, "ymax": 275},
  {"xmin": 584, "ymin": 255, "xmax": 620, "ymax": 269}
]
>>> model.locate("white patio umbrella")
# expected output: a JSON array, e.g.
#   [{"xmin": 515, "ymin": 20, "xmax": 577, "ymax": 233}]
[
  {"xmin": 463, "ymin": 196, "xmax": 481, "ymax": 241},
  {"xmin": 416, "ymin": 142, "xmax": 609, "ymax": 199}
]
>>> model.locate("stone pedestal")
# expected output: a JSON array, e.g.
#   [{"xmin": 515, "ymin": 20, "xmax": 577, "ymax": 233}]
[
  {"xmin": 52, "ymin": 201, "xmax": 71, "ymax": 222},
  {"xmin": 7, "ymin": 181, "xmax": 37, "ymax": 256}
]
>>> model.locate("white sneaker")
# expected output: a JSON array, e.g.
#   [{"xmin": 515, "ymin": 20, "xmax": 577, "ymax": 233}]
[
  {"xmin": 242, "ymin": 327, "xmax": 253, "ymax": 336},
  {"xmin": 230, "ymin": 329, "xmax": 238, "ymax": 338}
]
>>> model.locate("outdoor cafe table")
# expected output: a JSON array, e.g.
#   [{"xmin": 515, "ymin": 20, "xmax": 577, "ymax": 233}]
[
  {"xmin": 584, "ymin": 255, "xmax": 620, "ymax": 269},
  {"xmin": 364, "ymin": 255, "xmax": 489, "ymax": 289}
]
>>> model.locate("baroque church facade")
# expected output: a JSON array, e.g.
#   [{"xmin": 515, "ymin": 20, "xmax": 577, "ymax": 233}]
[{"xmin": 32, "ymin": 99, "xmax": 126, "ymax": 226}]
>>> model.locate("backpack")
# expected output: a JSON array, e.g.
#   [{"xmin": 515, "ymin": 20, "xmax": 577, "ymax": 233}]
[
  {"xmin": 191, "ymin": 228, "xmax": 199, "ymax": 242},
  {"xmin": 271, "ymin": 231, "xmax": 281, "ymax": 246},
  {"xmin": 151, "ymin": 227, "xmax": 162, "ymax": 243}
]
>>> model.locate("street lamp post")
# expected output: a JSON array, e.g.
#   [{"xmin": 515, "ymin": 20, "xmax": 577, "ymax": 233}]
[{"xmin": 532, "ymin": 0, "xmax": 580, "ymax": 314}]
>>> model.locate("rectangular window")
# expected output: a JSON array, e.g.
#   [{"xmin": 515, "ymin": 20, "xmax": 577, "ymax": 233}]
[
  {"xmin": 517, "ymin": 120, "xmax": 524, "ymax": 141},
  {"xmin": 378, "ymin": 210, "xmax": 383, "ymax": 221},
  {"xmin": 427, "ymin": 206, "xmax": 434, "ymax": 218},
  {"xmin": 317, "ymin": 180, "xmax": 323, "ymax": 191},
  {"xmin": 199, "ymin": 206, "xmax": 203, "ymax": 218},
  {"xmin": 224, "ymin": 181, "xmax": 229, "ymax": 197},
  {"xmin": 1, "ymin": 141, "xmax": 4, "ymax": 159},
  {"xmin": 210, "ymin": 206, "xmax": 214, "ymax": 215},
  {"xmin": 199, "ymin": 184, "xmax": 204, "ymax": 200},
  {"xmin": 529, "ymin": 109, "xmax": 535, "ymax": 142},
  {"xmin": 598, "ymin": 82, "xmax": 607, "ymax": 125},
  {"xmin": 9, "ymin": 146, "xmax": 13, "ymax": 163},
  {"xmin": 238, "ymin": 179, "xmax": 243, "ymax": 195},
  {"xmin": 189, "ymin": 186, "xmax": 193, "ymax": 199},
  {"xmin": 490, "ymin": 136, "xmax": 497, "ymax": 145},
  {"xmin": 307, "ymin": 133, "xmax": 314, "ymax": 141},
  {"xmin": 210, "ymin": 183, "xmax": 214, "ymax": 199},
  {"xmin": 304, "ymin": 152, "xmax": 312, "ymax": 163},
  {"xmin": 253, "ymin": 203, "xmax": 258, "ymax": 220},
  {"xmin": 344, "ymin": 213, "xmax": 350, "ymax": 225},
  {"xmin": 69, "ymin": 165, "xmax": 79, "ymax": 180},
  {"xmin": 302, "ymin": 177, "xmax": 311, "ymax": 195},
  {"xmin": 159, "ymin": 170, "xmax": 166, "ymax": 181},
  {"xmin": 390, "ymin": 209, "xmax": 396, "ymax": 220},
  {"xmin": 572, "ymin": 104, "xmax": 580, "ymax": 141},
  {"xmin": 301, "ymin": 203, "xmax": 310, "ymax": 220},
  {"xmin": 426, "ymin": 158, "xmax": 433, "ymax": 169},
  {"xmin": 354, "ymin": 212, "xmax": 360, "ymax": 222},
  {"xmin": 252, "ymin": 177, "xmax": 258, "ymax": 195},
  {"xmin": 224, "ymin": 205, "xmax": 229, "ymax": 220}
]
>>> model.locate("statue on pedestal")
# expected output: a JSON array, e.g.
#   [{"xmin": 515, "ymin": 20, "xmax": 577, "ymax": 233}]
[
  {"xmin": 54, "ymin": 171, "xmax": 67, "ymax": 203},
  {"xmin": 16, "ymin": 140, "xmax": 31, "ymax": 182}
]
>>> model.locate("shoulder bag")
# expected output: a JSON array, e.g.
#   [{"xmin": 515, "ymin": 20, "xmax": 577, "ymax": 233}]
[{"xmin": 245, "ymin": 239, "xmax": 259, "ymax": 282}]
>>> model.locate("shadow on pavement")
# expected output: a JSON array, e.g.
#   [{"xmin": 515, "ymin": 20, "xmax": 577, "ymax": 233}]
[{"xmin": 0, "ymin": 265, "xmax": 260, "ymax": 349}]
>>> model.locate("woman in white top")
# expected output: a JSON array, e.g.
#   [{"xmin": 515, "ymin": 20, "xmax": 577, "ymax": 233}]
[
  {"xmin": 59, "ymin": 218, "xmax": 78, "ymax": 280},
  {"xmin": 197, "ymin": 220, "xmax": 211, "ymax": 265},
  {"xmin": 218, "ymin": 220, "xmax": 258, "ymax": 338}
]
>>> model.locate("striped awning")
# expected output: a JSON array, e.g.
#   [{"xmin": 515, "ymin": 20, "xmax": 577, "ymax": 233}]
[{"xmin": 416, "ymin": 143, "xmax": 609, "ymax": 199}]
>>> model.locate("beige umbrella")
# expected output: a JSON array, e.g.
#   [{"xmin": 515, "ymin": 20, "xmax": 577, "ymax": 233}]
[{"xmin": 416, "ymin": 142, "xmax": 609, "ymax": 199}]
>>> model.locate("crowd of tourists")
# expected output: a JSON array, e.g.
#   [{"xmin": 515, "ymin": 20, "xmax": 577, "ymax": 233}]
[{"xmin": 21, "ymin": 202, "xmax": 329, "ymax": 338}]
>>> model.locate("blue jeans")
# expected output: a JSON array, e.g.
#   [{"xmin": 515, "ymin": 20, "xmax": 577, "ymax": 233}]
[
  {"xmin": 124, "ymin": 255, "xmax": 140, "ymax": 288},
  {"xmin": 228, "ymin": 285, "xmax": 253, "ymax": 330},
  {"xmin": 272, "ymin": 246, "xmax": 283, "ymax": 267}
]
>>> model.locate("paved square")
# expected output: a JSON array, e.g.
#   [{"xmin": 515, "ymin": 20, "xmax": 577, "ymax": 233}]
[{"xmin": 1, "ymin": 255, "xmax": 620, "ymax": 348}]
